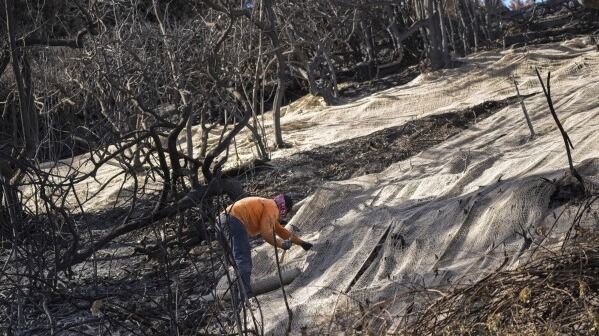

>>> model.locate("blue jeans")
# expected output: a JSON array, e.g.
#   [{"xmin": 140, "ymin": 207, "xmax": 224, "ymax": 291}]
[{"xmin": 217, "ymin": 213, "xmax": 254, "ymax": 300}]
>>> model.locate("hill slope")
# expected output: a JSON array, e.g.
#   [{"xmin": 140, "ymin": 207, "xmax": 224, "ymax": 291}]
[
  {"xmin": 25, "ymin": 36, "xmax": 599, "ymax": 334},
  {"xmin": 243, "ymin": 37, "xmax": 599, "ymax": 334}
]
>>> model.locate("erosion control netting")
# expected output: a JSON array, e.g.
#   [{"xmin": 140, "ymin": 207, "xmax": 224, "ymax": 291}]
[
  {"xmin": 228, "ymin": 37, "xmax": 599, "ymax": 161},
  {"xmin": 251, "ymin": 165, "xmax": 599, "ymax": 334},
  {"xmin": 243, "ymin": 37, "xmax": 599, "ymax": 334}
]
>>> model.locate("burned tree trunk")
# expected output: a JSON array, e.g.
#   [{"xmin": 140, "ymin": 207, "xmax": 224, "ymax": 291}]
[
  {"xmin": 5, "ymin": 0, "xmax": 38, "ymax": 160},
  {"xmin": 427, "ymin": 0, "xmax": 446, "ymax": 69},
  {"xmin": 263, "ymin": 0, "xmax": 289, "ymax": 148},
  {"xmin": 438, "ymin": 0, "xmax": 450, "ymax": 65}
]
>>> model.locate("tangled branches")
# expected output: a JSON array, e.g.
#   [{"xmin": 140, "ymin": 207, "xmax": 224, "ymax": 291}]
[{"xmin": 402, "ymin": 196, "xmax": 599, "ymax": 335}]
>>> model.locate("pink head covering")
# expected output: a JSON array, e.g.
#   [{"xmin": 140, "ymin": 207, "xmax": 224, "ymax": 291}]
[{"xmin": 273, "ymin": 194, "xmax": 288, "ymax": 218}]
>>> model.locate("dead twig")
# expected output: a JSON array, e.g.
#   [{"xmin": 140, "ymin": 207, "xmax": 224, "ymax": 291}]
[
  {"xmin": 535, "ymin": 69, "xmax": 585, "ymax": 194},
  {"xmin": 272, "ymin": 227, "xmax": 293, "ymax": 334}
]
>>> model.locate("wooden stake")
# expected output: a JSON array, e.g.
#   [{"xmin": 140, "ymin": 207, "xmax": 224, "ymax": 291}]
[{"xmin": 513, "ymin": 79, "xmax": 535, "ymax": 139}]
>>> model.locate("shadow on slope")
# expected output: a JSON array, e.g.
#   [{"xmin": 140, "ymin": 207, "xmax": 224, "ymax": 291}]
[{"xmin": 231, "ymin": 95, "xmax": 526, "ymax": 200}]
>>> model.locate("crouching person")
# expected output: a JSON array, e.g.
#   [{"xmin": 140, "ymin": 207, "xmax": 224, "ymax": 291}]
[{"xmin": 216, "ymin": 194, "xmax": 313, "ymax": 305}]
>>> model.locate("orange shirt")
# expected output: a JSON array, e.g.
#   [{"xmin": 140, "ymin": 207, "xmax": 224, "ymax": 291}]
[{"xmin": 226, "ymin": 197, "xmax": 302, "ymax": 248}]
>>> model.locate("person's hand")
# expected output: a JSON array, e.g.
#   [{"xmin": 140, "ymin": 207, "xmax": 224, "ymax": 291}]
[
  {"xmin": 301, "ymin": 241, "xmax": 313, "ymax": 251},
  {"xmin": 281, "ymin": 240, "xmax": 292, "ymax": 250}
]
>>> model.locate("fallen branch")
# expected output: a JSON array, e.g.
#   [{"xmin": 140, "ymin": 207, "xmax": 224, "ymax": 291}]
[{"xmin": 60, "ymin": 178, "xmax": 244, "ymax": 270}]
